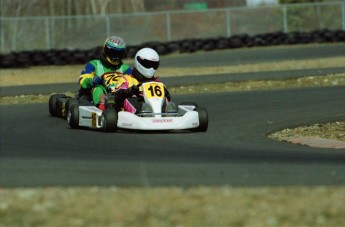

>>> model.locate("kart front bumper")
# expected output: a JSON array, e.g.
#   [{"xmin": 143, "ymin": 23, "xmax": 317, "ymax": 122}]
[{"xmin": 117, "ymin": 111, "xmax": 200, "ymax": 130}]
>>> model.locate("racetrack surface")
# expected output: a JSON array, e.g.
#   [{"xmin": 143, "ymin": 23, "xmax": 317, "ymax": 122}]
[{"xmin": 1, "ymin": 44, "xmax": 345, "ymax": 187}]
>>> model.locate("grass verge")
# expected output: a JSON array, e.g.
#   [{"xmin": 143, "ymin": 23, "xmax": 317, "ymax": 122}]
[
  {"xmin": 1, "ymin": 74, "xmax": 345, "ymax": 105},
  {"xmin": 1, "ymin": 186, "xmax": 345, "ymax": 227}
]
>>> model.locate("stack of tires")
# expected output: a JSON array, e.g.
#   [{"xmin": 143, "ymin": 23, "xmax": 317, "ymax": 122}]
[{"xmin": 1, "ymin": 29, "xmax": 344, "ymax": 69}]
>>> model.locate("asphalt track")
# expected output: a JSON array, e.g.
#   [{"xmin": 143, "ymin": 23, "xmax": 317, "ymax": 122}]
[{"xmin": 1, "ymin": 44, "xmax": 345, "ymax": 187}]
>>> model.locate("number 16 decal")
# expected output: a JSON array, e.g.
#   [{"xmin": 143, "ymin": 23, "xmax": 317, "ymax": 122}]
[{"xmin": 143, "ymin": 82, "xmax": 165, "ymax": 98}]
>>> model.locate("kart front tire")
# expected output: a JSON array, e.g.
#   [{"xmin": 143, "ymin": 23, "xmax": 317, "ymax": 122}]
[
  {"xmin": 49, "ymin": 94, "xmax": 65, "ymax": 116},
  {"xmin": 68, "ymin": 104, "xmax": 79, "ymax": 129},
  {"xmin": 196, "ymin": 107, "xmax": 208, "ymax": 132},
  {"xmin": 179, "ymin": 102, "xmax": 198, "ymax": 110},
  {"xmin": 101, "ymin": 109, "xmax": 118, "ymax": 132}
]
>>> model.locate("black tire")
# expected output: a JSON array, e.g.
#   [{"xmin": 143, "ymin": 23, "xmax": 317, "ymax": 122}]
[
  {"xmin": 65, "ymin": 97, "xmax": 79, "ymax": 117},
  {"xmin": 101, "ymin": 108, "xmax": 118, "ymax": 132},
  {"xmin": 67, "ymin": 104, "xmax": 79, "ymax": 129},
  {"xmin": 179, "ymin": 102, "xmax": 198, "ymax": 110},
  {"xmin": 49, "ymin": 94, "xmax": 66, "ymax": 116},
  {"xmin": 196, "ymin": 107, "xmax": 208, "ymax": 132}
]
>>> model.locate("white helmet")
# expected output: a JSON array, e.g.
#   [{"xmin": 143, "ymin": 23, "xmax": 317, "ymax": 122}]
[{"xmin": 134, "ymin": 48, "xmax": 160, "ymax": 78}]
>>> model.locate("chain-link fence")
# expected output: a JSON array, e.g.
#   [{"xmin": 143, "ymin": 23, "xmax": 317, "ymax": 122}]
[{"xmin": 1, "ymin": 1, "xmax": 344, "ymax": 53}]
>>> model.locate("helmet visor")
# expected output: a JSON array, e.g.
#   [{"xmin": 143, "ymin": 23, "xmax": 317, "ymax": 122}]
[
  {"xmin": 137, "ymin": 56, "xmax": 160, "ymax": 70},
  {"xmin": 104, "ymin": 45, "xmax": 126, "ymax": 61}
]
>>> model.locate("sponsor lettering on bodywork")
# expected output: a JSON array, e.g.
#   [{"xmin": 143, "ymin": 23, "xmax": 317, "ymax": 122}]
[
  {"xmin": 152, "ymin": 119, "xmax": 174, "ymax": 123},
  {"xmin": 121, "ymin": 123, "xmax": 133, "ymax": 127}
]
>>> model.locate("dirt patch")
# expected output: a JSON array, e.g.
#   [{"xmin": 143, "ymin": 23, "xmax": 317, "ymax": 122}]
[{"xmin": 269, "ymin": 122, "xmax": 345, "ymax": 149}]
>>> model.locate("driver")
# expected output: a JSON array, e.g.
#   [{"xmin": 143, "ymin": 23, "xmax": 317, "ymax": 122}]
[
  {"xmin": 78, "ymin": 36, "xmax": 132, "ymax": 108},
  {"xmin": 101, "ymin": 47, "xmax": 172, "ymax": 113}
]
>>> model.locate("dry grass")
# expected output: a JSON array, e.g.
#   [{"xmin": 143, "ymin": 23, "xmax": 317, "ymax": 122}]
[
  {"xmin": 0, "ymin": 56, "xmax": 344, "ymax": 86},
  {"xmin": 1, "ymin": 74, "xmax": 345, "ymax": 105},
  {"xmin": 269, "ymin": 122, "xmax": 345, "ymax": 142},
  {"xmin": 1, "ymin": 186, "xmax": 345, "ymax": 227},
  {"xmin": 1, "ymin": 50, "xmax": 345, "ymax": 227}
]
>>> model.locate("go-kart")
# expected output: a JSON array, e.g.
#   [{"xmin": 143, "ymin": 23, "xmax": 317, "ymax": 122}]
[{"xmin": 66, "ymin": 81, "xmax": 208, "ymax": 132}]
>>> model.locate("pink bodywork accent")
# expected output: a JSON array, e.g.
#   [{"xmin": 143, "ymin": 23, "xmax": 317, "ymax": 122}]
[{"xmin": 124, "ymin": 99, "xmax": 137, "ymax": 113}]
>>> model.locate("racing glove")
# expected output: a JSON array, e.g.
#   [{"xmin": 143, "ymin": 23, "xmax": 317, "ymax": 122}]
[
  {"xmin": 91, "ymin": 76, "xmax": 103, "ymax": 86},
  {"xmin": 114, "ymin": 85, "xmax": 141, "ymax": 107},
  {"xmin": 127, "ymin": 85, "xmax": 140, "ymax": 97}
]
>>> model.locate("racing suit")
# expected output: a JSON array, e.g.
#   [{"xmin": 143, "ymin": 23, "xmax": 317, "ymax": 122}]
[
  {"xmin": 78, "ymin": 58, "xmax": 132, "ymax": 105},
  {"xmin": 103, "ymin": 73, "xmax": 171, "ymax": 113}
]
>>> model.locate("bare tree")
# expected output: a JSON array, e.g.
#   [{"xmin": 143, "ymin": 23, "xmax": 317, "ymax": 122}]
[
  {"xmin": 100, "ymin": 0, "xmax": 112, "ymax": 15},
  {"xmin": 130, "ymin": 0, "xmax": 146, "ymax": 12},
  {"xmin": 90, "ymin": 0, "xmax": 97, "ymax": 15}
]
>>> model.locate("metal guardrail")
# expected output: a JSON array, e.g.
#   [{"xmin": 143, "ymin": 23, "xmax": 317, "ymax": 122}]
[{"xmin": 1, "ymin": 2, "xmax": 344, "ymax": 53}]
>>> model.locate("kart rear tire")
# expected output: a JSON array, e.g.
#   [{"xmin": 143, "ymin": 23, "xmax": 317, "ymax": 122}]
[
  {"xmin": 49, "ymin": 94, "xmax": 65, "ymax": 116},
  {"xmin": 101, "ymin": 108, "xmax": 118, "ymax": 132},
  {"xmin": 65, "ymin": 97, "xmax": 79, "ymax": 117},
  {"xmin": 196, "ymin": 107, "xmax": 208, "ymax": 132},
  {"xmin": 68, "ymin": 104, "xmax": 79, "ymax": 129}
]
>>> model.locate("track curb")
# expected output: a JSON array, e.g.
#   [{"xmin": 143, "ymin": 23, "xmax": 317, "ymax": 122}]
[{"xmin": 284, "ymin": 136, "xmax": 345, "ymax": 149}]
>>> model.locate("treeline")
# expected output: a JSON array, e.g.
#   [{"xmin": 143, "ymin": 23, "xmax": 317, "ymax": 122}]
[
  {"xmin": 1, "ymin": 0, "xmax": 145, "ymax": 16},
  {"xmin": 2, "ymin": 0, "xmax": 336, "ymax": 17},
  {"xmin": 1, "ymin": 29, "xmax": 343, "ymax": 68},
  {"xmin": 1, "ymin": 0, "xmax": 244, "ymax": 17},
  {"xmin": 280, "ymin": 0, "xmax": 333, "ymax": 3}
]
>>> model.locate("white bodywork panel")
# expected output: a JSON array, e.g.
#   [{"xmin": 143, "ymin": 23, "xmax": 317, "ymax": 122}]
[
  {"xmin": 76, "ymin": 105, "xmax": 200, "ymax": 130},
  {"xmin": 78, "ymin": 106, "xmax": 103, "ymax": 128}
]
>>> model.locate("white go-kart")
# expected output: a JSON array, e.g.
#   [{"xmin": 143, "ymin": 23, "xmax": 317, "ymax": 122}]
[{"xmin": 67, "ymin": 81, "xmax": 208, "ymax": 132}]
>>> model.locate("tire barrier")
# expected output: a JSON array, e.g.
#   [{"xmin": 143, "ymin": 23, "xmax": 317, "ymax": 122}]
[{"xmin": 1, "ymin": 29, "xmax": 344, "ymax": 69}]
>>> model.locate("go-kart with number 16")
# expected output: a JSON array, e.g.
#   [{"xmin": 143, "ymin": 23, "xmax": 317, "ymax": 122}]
[{"xmin": 62, "ymin": 81, "xmax": 208, "ymax": 132}]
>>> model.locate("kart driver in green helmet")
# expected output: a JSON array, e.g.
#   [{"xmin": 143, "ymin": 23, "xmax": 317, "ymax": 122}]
[{"xmin": 78, "ymin": 36, "xmax": 132, "ymax": 109}]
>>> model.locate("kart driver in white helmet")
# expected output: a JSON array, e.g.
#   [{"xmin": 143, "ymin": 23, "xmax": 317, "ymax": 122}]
[{"xmin": 101, "ymin": 47, "xmax": 173, "ymax": 113}]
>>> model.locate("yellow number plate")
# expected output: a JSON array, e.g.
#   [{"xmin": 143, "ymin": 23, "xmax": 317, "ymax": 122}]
[{"xmin": 143, "ymin": 82, "xmax": 165, "ymax": 99}]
